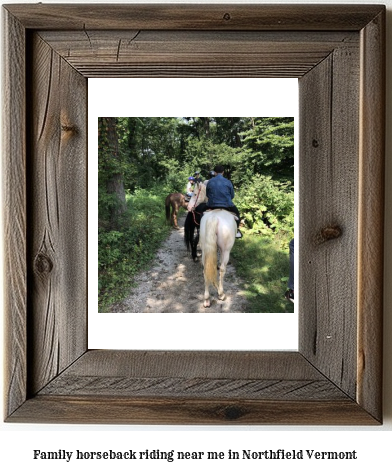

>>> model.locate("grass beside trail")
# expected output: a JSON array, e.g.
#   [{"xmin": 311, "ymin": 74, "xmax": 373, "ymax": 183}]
[
  {"xmin": 230, "ymin": 232, "xmax": 293, "ymax": 313},
  {"xmin": 98, "ymin": 189, "xmax": 180, "ymax": 312}
]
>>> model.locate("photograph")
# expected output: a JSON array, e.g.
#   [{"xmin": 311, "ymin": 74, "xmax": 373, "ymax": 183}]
[{"xmin": 98, "ymin": 117, "xmax": 295, "ymax": 314}]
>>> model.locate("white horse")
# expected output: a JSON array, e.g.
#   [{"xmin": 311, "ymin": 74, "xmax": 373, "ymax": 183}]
[
  {"xmin": 187, "ymin": 181, "xmax": 207, "ymax": 211},
  {"xmin": 199, "ymin": 209, "xmax": 237, "ymax": 308}
]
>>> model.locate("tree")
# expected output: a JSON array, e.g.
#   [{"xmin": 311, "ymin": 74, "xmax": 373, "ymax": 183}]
[
  {"xmin": 214, "ymin": 117, "xmax": 245, "ymax": 148},
  {"xmin": 238, "ymin": 117, "xmax": 294, "ymax": 183},
  {"xmin": 98, "ymin": 117, "xmax": 127, "ymax": 229}
]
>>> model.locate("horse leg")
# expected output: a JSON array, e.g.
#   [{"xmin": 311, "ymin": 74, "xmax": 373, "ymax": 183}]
[
  {"xmin": 172, "ymin": 202, "xmax": 180, "ymax": 229},
  {"xmin": 195, "ymin": 228, "xmax": 201, "ymax": 259},
  {"xmin": 192, "ymin": 227, "xmax": 200, "ymax": 261},
  {"xmin": 217, "ymin": 249, "xmax": 230, "ymax": 301}
]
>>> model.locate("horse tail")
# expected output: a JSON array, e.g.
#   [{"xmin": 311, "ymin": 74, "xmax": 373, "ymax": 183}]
[
  {"xmin": 202, "ymin": 215, "xmax": 218, "ymax": 288},
  {"xmin": 165, "ymin": 195, "xmax": 171, "ymax": 223}
]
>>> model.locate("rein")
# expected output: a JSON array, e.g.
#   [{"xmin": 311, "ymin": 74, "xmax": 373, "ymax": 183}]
[
  {"xmin": 192, "ymin": 209, "xmax": 202, "ymax": 226},
  {"xmin": 194, "ymin": 185, "xmax": 202, "ymax": 206}
]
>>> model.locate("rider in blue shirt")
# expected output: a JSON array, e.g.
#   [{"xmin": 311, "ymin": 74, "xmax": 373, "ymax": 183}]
[{"xmin": 206, "ymin": 165, "xmax": 242, "ymax": 238}]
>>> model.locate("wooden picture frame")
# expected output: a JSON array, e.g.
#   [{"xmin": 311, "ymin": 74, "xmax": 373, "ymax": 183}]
[{"xmin": 3, "ymin": 4, "xmax": 385, "ymax": 424}]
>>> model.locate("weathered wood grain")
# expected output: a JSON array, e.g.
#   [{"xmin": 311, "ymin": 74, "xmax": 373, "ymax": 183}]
[
  {"xmin": 28, "ymin": 33, "xmax": 87, "ymax": 395},
  {"xmin": 4, "ymin": 4, "xmax": 384, "ymax": 31},
  {"xmin": 38, "ymin": 30, "xmax": 358, "ymax": 78},
  {"xmin": 39, "ymin": 377, "xmax": 347, "ymax": 400},
  {"xmin": 51, "ymin": 66, "xmax": 308, "ymax": 79},
  {"xmin": 299, "ymin": 40, "xmax": 360, "ymax": 399},
  {"xmin": 38, "ymin": 351, "xmax": 347, "ymax": 400},
  {"xmin": 2, "ymin": 9, "xmax": 27, "ymax": 419},
  {"xmin": 61, "ymin": 350, "xmax": 321, "ymax": 379},
  {"xmin": 40, "ymin": 30, "xmax": 358, "ymax": 55},
  {"xmin": 9, "ymin": 396, "xmax": 379, "ymax": 425},
  {"xmin": 13, "ymin": 351, "xmax": 377, "ymax": 424},
  {"xmin": 357, "ymin": 9, "xmax": 385, "ymax": 422}
]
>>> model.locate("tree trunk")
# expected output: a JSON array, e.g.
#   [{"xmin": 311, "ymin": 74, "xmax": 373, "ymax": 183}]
[{"xmin": 101, "ymin": 117, "xmax": 127, "ymax": 227}]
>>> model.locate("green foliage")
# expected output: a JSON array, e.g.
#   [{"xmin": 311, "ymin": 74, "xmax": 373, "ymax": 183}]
[
  {"xmin": 98, "ymin": 186, "xmax": 171, "ymax": 311},
  {"xmin": 238, "ymin": 117, "xmax": 294, "ymax": 182},
  {"xmin": 235, "ymin": 174, "xmax": 294, "ymax": 239},
  {"xmin": 183, "ymin": 137, "xmax": 238, "ymax": 181},
  {"xmin": 159, "ymin": 158, "xmax": 190, "ymax": 194},
  {"xmin": 120, "ymin": 117, "xmax": 183, "ymax": 190},
  {"xmin": 230, "ymin": 232, "xmax": 293, "ymax": 313}
]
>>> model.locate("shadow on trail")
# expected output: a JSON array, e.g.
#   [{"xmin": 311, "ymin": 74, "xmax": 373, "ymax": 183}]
[{"xmin": 112, "ymin": 215, "xmax": 248, "ymax": 313}]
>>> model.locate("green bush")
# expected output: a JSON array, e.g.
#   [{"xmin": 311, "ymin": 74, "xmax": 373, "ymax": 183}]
[{"xmin": 235, "ymin": 174, "xmax": 294, "ymax": 240}]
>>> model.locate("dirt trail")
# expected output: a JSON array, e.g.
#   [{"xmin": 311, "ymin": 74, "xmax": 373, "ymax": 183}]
[{"xmin": 112, "ymin": 214, "xmax": 248, "ymax": 313}]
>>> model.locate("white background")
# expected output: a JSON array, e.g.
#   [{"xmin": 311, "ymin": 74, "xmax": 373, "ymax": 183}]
[
  {"xmin": 1, "ymin": 1, "xmax": 391, "ymax": 473},
  {"xmin": 88, "ymin": 78, "xmax": 299, "ymax": 351}
]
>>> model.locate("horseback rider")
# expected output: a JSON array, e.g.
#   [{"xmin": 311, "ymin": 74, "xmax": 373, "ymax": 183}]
[
  {"xmin": 206, "ymin": 165, "xmax": 242, "ymax": 238},
  {"xmin": 193, "ymin": 171, "xmax": 202, "ymax": 184},
  {"xmin": 185, "ymin": 176, "xmax": 194, "ymax": 200},
  {"xmin": 203, "ymin": 170, "xmax": 215, "ymax": 186}
]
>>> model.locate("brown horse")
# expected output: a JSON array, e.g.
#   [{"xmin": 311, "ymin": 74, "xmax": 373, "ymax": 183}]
[{"xmin": 165, "ymin": 193, "xmax": 188, "ymax": 229}]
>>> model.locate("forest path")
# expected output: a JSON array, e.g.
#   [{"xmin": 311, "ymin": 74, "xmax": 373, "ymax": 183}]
[{"xmin": 112, "ymin": 214, "xmax": 248, "ymax": 313}]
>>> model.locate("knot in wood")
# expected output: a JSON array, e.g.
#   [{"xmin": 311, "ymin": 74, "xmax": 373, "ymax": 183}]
[
  {"xmin": 315, "ymin": 225, "xmax": 342, "ymax": 245},
  {"xmin": 312, "ymin": 139, "xmax": 319, "ymax": 148},
  {"xmin": 223, "ymin": 405, "xmax": 244, "ymax": 420},
  {"xmin": 223, "ymin": 13, "xmax": 231, "ymax": 21},
  {"xmin": 34, "ymin": 252, "xmax": 53, "ymax": 275}
]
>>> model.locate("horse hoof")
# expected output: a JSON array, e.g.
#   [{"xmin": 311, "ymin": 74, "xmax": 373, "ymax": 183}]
[
  {"xmin": 218, "ymin": 294, "xmax": 226, "ymax": 301},
  {"xmin": 204, "ymin": 301, "xmax": 211, "ymax": 308},
  {"xmin": 174, "ymin": 226, "xmax": 180, "ymax": 230}
]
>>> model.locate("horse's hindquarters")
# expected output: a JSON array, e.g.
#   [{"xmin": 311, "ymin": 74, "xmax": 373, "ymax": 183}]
[{"xmin": 200, "ymin": 210, "xmax": 236, "ymax": 307}]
